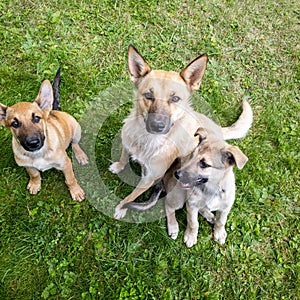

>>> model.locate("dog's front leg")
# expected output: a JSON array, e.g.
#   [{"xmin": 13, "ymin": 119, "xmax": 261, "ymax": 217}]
[
  {"xmin": 109, "ymin": 146, "xmax": 129, "ymax": 174},
  {"xmin": 165, "ymin": 201, "xmax": 179, "ymax": 240},
  {"xmin": 62, "ymin": 156, "xmax": 85, "ymax": 202},
  {"xmin": 26, "ymin": 167, "xmax": 41, "ymax": 194},
  {"xmin": 165, "ymin": 187, "xmax": 185, "ymax": 240},
  {"xmin": 114, "ymin": 175, "xmax": 155, "ymax": 219},
  {"xmin": 213, "ymin": 210, "xmax": 230, "ymax": 245},
  {"xmin": 184, "ymin": 199, "xmax": 200, "ymax": 248}
]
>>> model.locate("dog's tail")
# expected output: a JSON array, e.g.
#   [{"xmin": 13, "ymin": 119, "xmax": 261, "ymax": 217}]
[
  {"xmin": 123, "ymin": 180, "xmax": 164, "ymax": 211},
  {"xmin": 222, "ymin": 98, "xmax": 253, "ymax": 140},
  {"xmin": 52, "ymin": 68, "xmax": 61, "ymax": 111}
]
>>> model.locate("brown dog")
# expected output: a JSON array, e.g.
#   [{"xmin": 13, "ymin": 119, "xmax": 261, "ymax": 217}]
[
  {"xmin": 110, "ymin": 45, "xmax": 252, "ymax": 219},
  {"xmin": 0, "ymin": 78, "xmax": 88, "ymax": 201}
]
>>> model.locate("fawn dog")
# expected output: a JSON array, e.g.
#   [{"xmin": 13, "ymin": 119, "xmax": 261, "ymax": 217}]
[
  {"xmin": 126, "ymin": 124, "xmax": 249, "ymax": 246},
  {"xmin": 110, "ymin": 45, "xmax": 252, "ymax": 219},
  {"xmin": 0, "ymin": 71, "xmax": 88, "ymax": 201}
]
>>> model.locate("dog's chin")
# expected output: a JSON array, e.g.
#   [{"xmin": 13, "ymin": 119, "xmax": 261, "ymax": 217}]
[{"xmin": 22, "ymin": 143, "xmax": 44, "ymax": 152}]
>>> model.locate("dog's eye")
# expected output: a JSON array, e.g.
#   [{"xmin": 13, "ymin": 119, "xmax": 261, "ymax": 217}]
[
  {"xmin": 32, "ymin": 115, "xmax": 41, "ymax": 124},
  {"xmin": 11, "ymin": 118, "xmax": 20, "ymax": 129},
  {"xmin": 143, "ymin": 92, "xmax": 155, "ymax": 101},
  {"xmin": 199, "ymin": 159, "xmax": 210, "ymax": 169},
  {"xmin": 169, "ymin": 95, "xmax": 181, "ymax": 103}
]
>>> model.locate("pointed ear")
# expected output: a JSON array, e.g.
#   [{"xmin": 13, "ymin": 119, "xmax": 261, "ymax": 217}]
[
  {"xmin": 180, "ymin": 54, "xmax": 207, "ymax": 91},
  {"xmin": 128, "ymin": 44, "xmax": 152, "ymax": 85},
  {"xmin": 194, "ymin": 127, "xmax": 207, "ymax": 144},
  {"xmin": 222, "ymin": 145, "xmax": 248, "ymax": 170},
  {"xmin": 34, "ymin": 80, "xmax": 54, "ymax": 111},
  {"xmin": 0, "ymin": 104, "xmax": 8, "ymax": 125}
]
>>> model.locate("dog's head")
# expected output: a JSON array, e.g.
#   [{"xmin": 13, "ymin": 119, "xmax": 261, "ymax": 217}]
[
  {"xmin": 0, "ymin": 80, "xmax": 54, "ymax": 152},
  {"xmin": 174, "ymin": 127, "xmax": 248, "ymax": 189},
  {"xmin": 128, "ymin": 45, "xmax": 207, "ymax": 134}
]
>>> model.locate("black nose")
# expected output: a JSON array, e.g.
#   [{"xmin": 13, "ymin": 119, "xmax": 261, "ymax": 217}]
[
  {"xmin": 22, "ymin": 137, "xmax": 44, "ymax": 151},
  {"xmin": 146, "ymin": 113, "xmax": 171, "ymax": 134},
  {"xmin": 174, "ymin": 170, "xmax": 182, "ymax": 180},
  {"xmin": 26, "ymin": 138, "xmax": 41, "ymax": 148},
  {"xmin": 150, "ymin": 120, "xmax": 165, "ymax": 132}
]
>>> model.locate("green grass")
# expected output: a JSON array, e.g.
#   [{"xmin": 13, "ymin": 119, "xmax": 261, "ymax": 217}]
[{"xmin": 0, "ymin": 0, "xmax": 299, "ymax": 299}]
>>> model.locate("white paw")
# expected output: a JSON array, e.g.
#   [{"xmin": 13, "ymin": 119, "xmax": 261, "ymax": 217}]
[
  {"xmin": 114, "ymin": 203, "xmax": 128, "ymax": 219},
  {"xmin": 183, "ymin": 230, "xmax": 198, "ymax": 248},
  {"xmin": 168, "ymin": 223, "xmax": 179, "ymax": 240},
  {"xmin": 213, "ymin": 227, "xmax": 227, "ymax": 245},
  {"xmin": 76, "ymin": 152, "xmax": 89, "ymax": 165},
  {"xmin": 27, "ymin": 181, "xmax": 41, "ymax": 195},
  {"xmin": 109, "ymin": 162, "xmax": 125, "ymax": 174},
  {"xmin": 72, "ymin": 144, "xmax": 89, "ymax": 165},
  {"xmin": 70, "ymin": 184, "xmax": 85, "ymax": 202}
]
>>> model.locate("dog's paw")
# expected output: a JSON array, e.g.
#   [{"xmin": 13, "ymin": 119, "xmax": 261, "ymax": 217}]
[
  {"xmin": 73, "ymin": 145, "xmax": 89, "ymax": 165},
  {"xmin": 70, "ymin": 185, "xmax": 85, "ymax": 202},
  {"xmin": 213, "ymin": 227, "xmax": 227, "ymax": 245},
  {"xmin": 204, "ymin": 214, "xmax": 215, "ymax": 225},
  {"xmin": 199, "ymin": 209, "xmax": 215, "ymax": 224},
  {"xmin": 183, "ymin": 229, "xmax": 198, "ymax": 248},
  {"xmin": 76, "ymin": 152, "xmax": 89, "ymax": 165},
  {"xmin": 114, "ymin": 203, "xmax": 128, "ymax": 219},
  {"xmin": 168, "ymin": 223, "xmax": 179, "ymax": 240},
  {"xmin": 109, "ymin": 162, "xmax": 125, "ymax": 174},
  {"xmin": 27, "ymin": 181, "xmax": 41, "ymax": 195},
  {"xmin": 170, "ymin": 232, "xmax": 179, "ymax": 240}
]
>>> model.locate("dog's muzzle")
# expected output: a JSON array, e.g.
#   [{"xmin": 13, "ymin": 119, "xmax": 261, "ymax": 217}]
[
  {"xmin": 19, "ymin": 134, "xmax": 45, "ymax": 152},
  {"xmin": 174, "ymin": 170, "xmax": 208, "ymax": 189},
  {"xmin": 146, "ymin": 113, "xmax": 171, "ymax": 134}
]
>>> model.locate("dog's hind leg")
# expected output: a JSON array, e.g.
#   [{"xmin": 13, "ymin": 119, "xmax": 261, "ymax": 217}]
[
  {"xmin": 71, "ymin": 124, "xmax": 88, "ymax": 165},
  {"xmin": 199, "ymin": 208, "xmax": 215, "ymax": 224},
  {"xmin": 26, "ymin": 167, "xmax": 41, "ymax": 194}
]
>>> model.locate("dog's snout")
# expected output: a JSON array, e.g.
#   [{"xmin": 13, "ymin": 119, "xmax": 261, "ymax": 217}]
[
  {"xmin": 150, "ymin": 120, "xmax": 165, "ymax": 132},
  {"xmin": 174, "ymin": 170, "xmax": 182, "ymax": 180},
  {"xmin": 146, "ymin": 113, "xmax": 171, "ymax": 134},
  {"xmin": 26, "ymin": 138, "xmax": 41, "ymax": 148},
  {"xmin": 20, "ymin": 135, "xmax": 45, "ymax": 152}
]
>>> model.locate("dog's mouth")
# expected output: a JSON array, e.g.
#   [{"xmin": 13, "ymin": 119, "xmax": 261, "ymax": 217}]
[
  {"xmin": 145, "ymin": 113, "xmax": 171, "ymax": 134},
  {"xmin": 175, "ymin": 170, "xmax": 208, "ymax": 189},
  {"xmin": 19, "ymin": 135, "xmax": 45, "ymax": 152},
  {"xmin": 179, "ymin": 177, "xmax": 208, "ymax": 189}
]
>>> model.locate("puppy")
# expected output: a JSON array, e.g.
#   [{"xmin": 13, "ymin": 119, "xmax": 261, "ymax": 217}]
[
  {"xmin": 0, "ymin": 72, "xmax": 88, "ymax": 201},
  {"xmin": 126, "ymin": 126, "xmax": 248, "ymax": 247},
  {"xmin": 110, "ymin": 45, "xmax": 252, "ymax": 219}
]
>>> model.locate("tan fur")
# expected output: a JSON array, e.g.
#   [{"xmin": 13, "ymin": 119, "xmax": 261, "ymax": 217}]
[
  {"xmin": 110, "ymin": 45, "xmax": 252, "ymax": 219},
  {"xmin": 163, "ymin": 127, "xmax": 248, "ymax": 247},
  {"xmin": 0, "ymin": 80, "xmax": 88, "ymax": 201}
]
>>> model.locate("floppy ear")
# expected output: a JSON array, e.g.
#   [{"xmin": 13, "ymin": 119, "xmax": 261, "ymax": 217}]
[
  {"xmin": 194, "ymin": 127, "xmax": 207, "ymax": 144},
  {"xmin": 34, "ymin": 80, "xmax": 54, "ymax": 111},
  {"xmin": 221, "ymin": 145, "xmax": 248, "ymax": 170},
  {"xmin": 128, "ymin": 44, "xmax": 152, "ymax": 85},
  {"xmin": 180, "ymin": 54, "xmax": 207, "ymax": 91},
  {"xmin": 0, "ymin": 104, "xmax": 8, "ymax": 125}
]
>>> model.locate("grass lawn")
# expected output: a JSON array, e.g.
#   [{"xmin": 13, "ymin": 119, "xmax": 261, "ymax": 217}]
[{"xmin": 0, "ymin": 0, "xmax": 299, "ymax": 299}]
